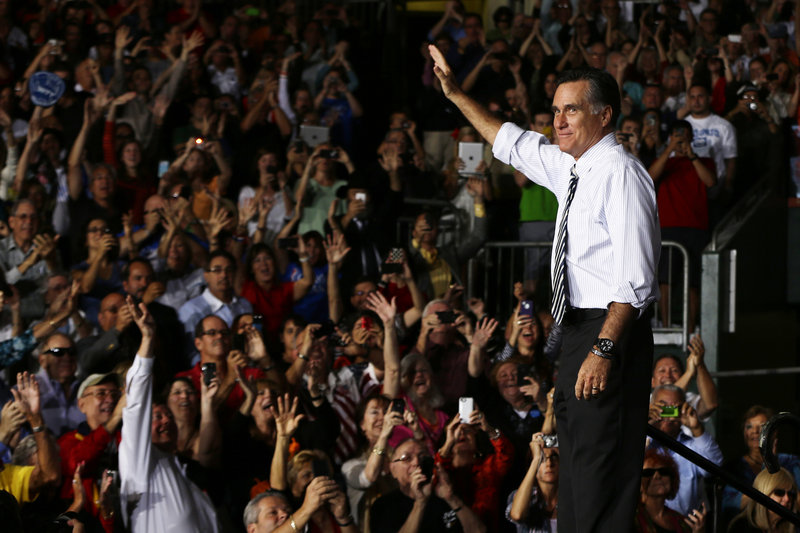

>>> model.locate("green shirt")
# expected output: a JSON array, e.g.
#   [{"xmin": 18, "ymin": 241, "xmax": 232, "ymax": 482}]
[
  {"xmin": 519, "ymin": 181, "xmax": 558, "ymax": 222},
  {"xmin": 297, "ymin": 178, "xmax": 347, "ymax": 234}
]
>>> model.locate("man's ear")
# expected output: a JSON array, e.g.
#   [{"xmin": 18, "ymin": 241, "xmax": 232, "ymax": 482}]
[{"xmin": 601, "ymin": 105, "xmax": 613, "ymax": 128}]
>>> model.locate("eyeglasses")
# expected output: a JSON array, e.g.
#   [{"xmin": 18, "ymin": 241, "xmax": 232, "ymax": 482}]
[
  {"xmin": 46, "ymin": 347, "xmax": 76, "ymax": 357},
  {"xmin": 206, "ymin": 267, "xmax": 235, "ymax": 275},
  {"xmin": 543, "ymin": 453, "xmax": 560, "ymax": 463},
  {"xmin": 772, "ymin": 489, "xmax": 798, "ymax": 498},
  {"xmin": 741, "ymin": 95, "xmax": 758, "ymax": 101},
  {"xmin": 201, "ymin": 328, "xmax": 230, "ymax": 337},
  {"xmin": 642, "ymin": 467, "xmax": 672, "ymax": 478},
  {"xmin": 391, "ymin": 453, "xmax": 430, "ymax": 464},
  {"xmin": 87, "ymin": 227, "xmax": 112, "ymax": 234},
  {"xmin": 82, "ymin": 389, "xmax": 120, "ymax": 400}
]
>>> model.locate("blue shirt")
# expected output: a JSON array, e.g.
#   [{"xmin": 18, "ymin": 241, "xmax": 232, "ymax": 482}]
[
  {"xmin": 283, "ymin": 261, "xmax": 329, "ymax": 323},
  {"xmin": 648, "ymin": 431, "xmax": 723, "ymax": 515},
  {"xmin": 35, "ymin": 368, "xmax": 85, "ymax": 437}
]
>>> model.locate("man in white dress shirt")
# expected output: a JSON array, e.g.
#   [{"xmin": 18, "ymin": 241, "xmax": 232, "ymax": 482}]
[
  {"xmin": 119, "ymin": 297, "xmax": 220, "ymax": 533},
  {"xmin": 429, "ymin": 46, "xmax": 660, "ymax": 532}
]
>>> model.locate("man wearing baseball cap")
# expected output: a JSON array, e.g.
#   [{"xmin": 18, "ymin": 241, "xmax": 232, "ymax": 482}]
[{"xmin": 57, "ymin": 372, "xmax": 125, "ymax": 529}]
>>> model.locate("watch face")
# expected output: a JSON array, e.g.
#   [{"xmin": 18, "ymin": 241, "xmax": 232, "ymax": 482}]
[{"xmin": 597, "ymin": 338, "xmax": 615, "ymax": 353}]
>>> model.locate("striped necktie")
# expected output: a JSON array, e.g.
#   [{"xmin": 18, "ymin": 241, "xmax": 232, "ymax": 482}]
[{"xmin": 551, "ymin": 165, "xmax": 579, "ymax": 325}]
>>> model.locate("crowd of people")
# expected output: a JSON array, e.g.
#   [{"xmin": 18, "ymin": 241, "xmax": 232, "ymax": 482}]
[{"xmin": 0, "ymin": 0, "xmax": 797, "ymax": 531}]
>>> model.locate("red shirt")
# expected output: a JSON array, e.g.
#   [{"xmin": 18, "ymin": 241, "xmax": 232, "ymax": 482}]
[
  {"xmin": 436, "ymin": 433, "xmax": 514, "ymax": 531},
  {"xmin": 58, "ymin": 425, "xmax": 121, "ymax": 532},
  {"xmin": 176, "ymin": 363, "xmax": 264, "ymax": 414},
  {"xmin": 241, "ymin": 279, "xmax": 295, "ymax": 341},
  {"xmin": 656, "ymin": 157, "xmax": 715, "ymax": 230}
]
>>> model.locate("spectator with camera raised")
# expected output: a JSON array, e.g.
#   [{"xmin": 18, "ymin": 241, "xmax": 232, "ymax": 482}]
[
  {"xmin": 648, "ymin": 120, "xmax": 716, "ymax": 332},
  {"xmin": 724, "ymin": 84, "xmax": 782, "ymax": 201},
  {"xmin": 370, "ymin": 436, "xmax": 486, "ymax": 532},
  {"xmin": 507, "ymin": 432, "xmax": 560, "ymax": 533},
  {"xmin": 294, "ymin": 144, "xmax": 352, "ymax": 235},
  {"xmin": 481, "ymin": 358, "xmax": 549, "ymax": 488},
  {"xmin": 409, "ymin": 299, "xmax": 497, "ymax": 411},
  {"xmin": 175, "ymin": 313, "xmax": 264, "ymax": 417},
  {"xmin": 647, "ymin": 384, "xmax": 723, "ymax": 515},
  {"xmin": 435, "ymin": 405, "xmax": 513, "ymax": 531},
  {"xmin": 340, "ymin": 393, "xmax": 406, "ymax": 528}
]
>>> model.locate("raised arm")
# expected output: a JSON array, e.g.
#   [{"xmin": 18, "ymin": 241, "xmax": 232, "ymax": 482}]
[
  {"xmin": 292, "ymin": 238, "xmax": 314, "ymax": 302},
  {"xmin": 687, "ymin": 335, "xmax": 718, "ymax": 418},
  {"xmin": 269, "ymin": 394, "xmax": 305, "ymax": 490},
  {"xmin": 195, "ymin": 377, "xmax": 222, "ymax": 468},
  {"xmin": 324, "ymin": 231, "xmax": 350, "ymax": 324},
  {"xmin": 509, "ymin": 433, "xmax": 544, "ymax": 522},
  {"xmin": 468, "ymin": 317, "xmax": 498, "ymax": 377},
  {"xmin": 14, "ymin": 108, "xmax": 43, "ymax": 193},
  {"xmin": 429, "ymin": 45, "xmax": 503, "ymax": 145},
  {"xmin": 12, "ymin": 372, "xmax": 61, "ymax": 498},
  {"xmin": 365, "ymin": 292, "xmax": 400, "ymax": 398}
]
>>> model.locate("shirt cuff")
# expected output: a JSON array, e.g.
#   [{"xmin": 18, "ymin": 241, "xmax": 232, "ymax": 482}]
[{"xmin": 4, "ymin": 267, "xmax": 21, "ymax": 285}]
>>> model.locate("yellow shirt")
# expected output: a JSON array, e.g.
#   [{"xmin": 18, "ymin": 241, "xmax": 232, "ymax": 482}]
[
  {"xmin": 413, "ymin": 240, "xmax": 452, "ymax": 299},
  {"xmin": 0, "ymin": 464, "xmax": 36, "ymax": 503}
]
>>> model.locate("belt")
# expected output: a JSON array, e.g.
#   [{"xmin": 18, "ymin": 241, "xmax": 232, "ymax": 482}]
[
  {"xmin": 564, "ymin": 308, "xmax": 607, "ymax": 324},
  {"xmin": 564, "ymin": 306, "xmax": 654, "ymax": 324}
]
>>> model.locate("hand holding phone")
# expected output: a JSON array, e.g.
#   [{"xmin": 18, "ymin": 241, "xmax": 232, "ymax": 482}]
[{"xmin": 458, "ymin": 397, "xmax": 474, "ymax": 423}]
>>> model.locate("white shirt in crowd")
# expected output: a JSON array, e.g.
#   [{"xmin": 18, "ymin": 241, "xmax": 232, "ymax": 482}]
[{"xmin": 120, "ymin": 355, "xmax": 220, "ymax": 533}]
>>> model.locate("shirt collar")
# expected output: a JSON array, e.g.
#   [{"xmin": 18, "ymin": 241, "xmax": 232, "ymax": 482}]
[
  {"xmin": 201, "ymin": 288, "xmax": 226, "ymax": 312},
  {"xmin": 574, "ymin": 132, "xmax": 618, "ymax": 178}
]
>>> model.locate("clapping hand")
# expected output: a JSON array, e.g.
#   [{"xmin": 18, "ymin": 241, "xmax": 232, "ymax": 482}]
[
  {"xmin": 11, "ymin": 372, "xmax": 41, "ymax": 419},
  {"xmin": 0, "ymin": 401, "xmax": 26, "ymax": 445}
]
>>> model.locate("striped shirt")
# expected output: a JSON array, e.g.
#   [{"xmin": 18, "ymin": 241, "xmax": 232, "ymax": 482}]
[
  {"xmin": 317, "ymin": 363, "xmax": 381, "ymax": 465},
  {"xmin": 493, "ymin": 124, "xmax": 660, "ymax": 312}
]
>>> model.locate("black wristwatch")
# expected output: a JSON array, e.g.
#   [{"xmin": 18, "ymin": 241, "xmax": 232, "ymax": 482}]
[{"xmin": 594, "ymin": 337, "xmax": 618, "ymax": 356}]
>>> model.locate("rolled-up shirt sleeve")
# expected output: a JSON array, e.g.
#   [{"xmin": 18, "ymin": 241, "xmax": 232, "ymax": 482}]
[
  {"xmin": 604, "ymin": 163, "xmax": 660, "ymax": 311},
  {"xmin": 492, "ymin": 122, "xmax": 570, "ymax": 196}
]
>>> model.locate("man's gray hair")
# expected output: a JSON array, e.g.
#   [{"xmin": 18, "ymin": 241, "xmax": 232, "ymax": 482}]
[
  {"xmin": 10, "ymin": 198, "xmax": 35, "ymax": 217},
  {"xmin": 422, "ymin": 299, "xmax": 449, "ymax": 318},
  {"xmin": 12, "ymin": 435, "xmax": 38, "ymax": 466},
  {"xmin": 243, "ymin": 490, "xmax": 291, "ymax": 527},
  {"xmin": 652, "ymin": 383, "xmax": 686, "ymax": 403}
]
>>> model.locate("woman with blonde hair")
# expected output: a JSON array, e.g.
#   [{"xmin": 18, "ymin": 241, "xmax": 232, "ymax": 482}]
[{"xmin": 729, "ymin": 468, "xmax": 799, "ymax": 533}]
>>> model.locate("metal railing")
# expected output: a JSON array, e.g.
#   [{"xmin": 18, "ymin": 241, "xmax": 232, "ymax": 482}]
[{"xmin": 465, "ymin": 240, "xmax": 691, "ymax": 347}]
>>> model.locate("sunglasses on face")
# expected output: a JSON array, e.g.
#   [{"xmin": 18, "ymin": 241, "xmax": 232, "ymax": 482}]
[
  {"xmin": 642, "ymin": 467, "xmax": 672, "ymax": 478},
  {"xmin": 772, "ymin": 489, "xmax": 798, "ymax": 498},
  {"xmin": 46, "ymin": 347, "xmax": 76, "ymax": 357}
]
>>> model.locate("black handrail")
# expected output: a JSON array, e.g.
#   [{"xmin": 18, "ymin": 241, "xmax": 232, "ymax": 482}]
[{"xmin": 646, "ymin": 425, "xmax": 800, "ymax": 527}]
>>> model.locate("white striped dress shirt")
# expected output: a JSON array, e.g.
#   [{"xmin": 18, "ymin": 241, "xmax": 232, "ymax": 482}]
[{"xmin": 493, "ymin": 123, "xmax": 660, "ymax": 312}]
